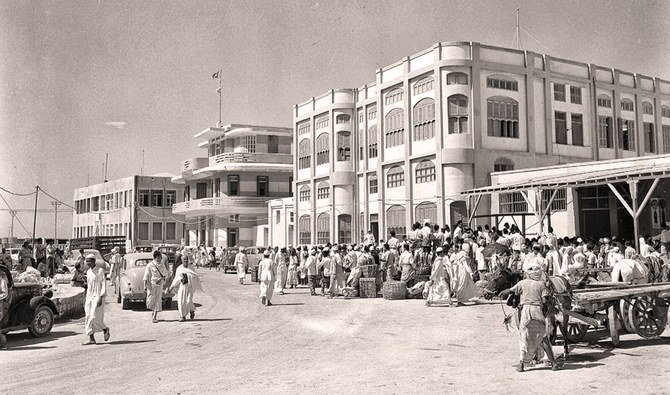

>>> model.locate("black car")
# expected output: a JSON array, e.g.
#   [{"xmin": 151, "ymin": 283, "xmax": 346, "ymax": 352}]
[{"xmin": 0, "ymin": 265, "xmax": 59, "ymax": 338}]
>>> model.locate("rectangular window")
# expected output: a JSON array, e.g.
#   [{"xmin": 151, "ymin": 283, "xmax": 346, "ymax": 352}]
[
  {"xmin": 597, "ymin": 96, "xmax": 612, "ymax": 108},
  {"xmin": 214, "ymin": 178, "xmax": 221, "ymax": 197},
  {"xmin": 499, "ymin": 192, "xmax": 528, "ymax": 214},
  {"xmin": 368, "ymin": 106, "xmax": 377, "ymax": 120},
  {"xmin": 571, "ymin": 113, "xmax": 583, "ymax": 146},
  {"xmin": 275, "ymin": 210, "xmax": 281, "ymax": 224},
  {"xmin": 138, "ymin": 190, "xmax": 149, "ymax": 207},
  {"xmin": 315, "ymin": 115, "xmax": 329, "ymax": 130},
  {"xmin": 387, "ymin": 171, "xmax": 404, "ymax": 188},
  {"xmin": 358, "ymin": 109, "xmax": 364, "ymax": 124},
  {"xmin": 486, "ymin": 99, "xmax": 519, "ymax": 138},
  {"xmin": 297, "ymin": 121, "xmax": 310, "ymax": 136},
  {"xmin": 298, "ymin": 216, "xmax": 311, "ymax": 245},
  {"xmin": 580, "ymin": 186, "xmax": 610, "ymax": 209},
  {"xmin": 268, "ymin": 135, "xmax": 279, "ymax": 153},
  {"xmin": 642, "ymin": 102, "xmax": 654, "ymax": 115},
  {"xmin": 447, "ymin": 73, "xmax": 468, "ymax": 85},
  {"xmin": 138, "ymin": 222, "xmax": 149, "ymax": 240},
  {"xmin": 663, "ymin": 125, "xmax": 670, "ymax": 153},
  {"xmin": 554, "ymin": 83, "xmax": 565, "ymax": 102},
  {"xmin": 369, "ymin": 176, "xmax": 378, "ymax": 194},
  {"xmin": 317, "ymin": 186, "xmax": 329, "ymax": 199},
  {"xmin": 166, "ymin": 222, "xmax": 176, "ymax": 240},
  {"xmin": 644, "ymin": 122, "xmax": 655, "ymax": 153},
  {"xmin": 229, "ymin": 214, "xmax": 240, "ymax": 223},
  {"xmin": 337, "ymin": 132, "xmax": 351, "ymax": 161},
  {"xmin": 290, "ymin": 212, "xmax": 294, "ymax": 222},
  {"xmin": 555, "ymin": 111, "xmax": 567, "ymax": 144},
  {"xmin": 196, "ymin": 183, "xmax": 207, "ymax": 199},
  {"xmin": 240, "ymin": 135, "xmax": 256, "ymax": 153},
  {"xmin": 299, "ymin": 188, "xmax": 310, "ymax": 201},
  {"xmin": 152, "ymin": 222, "xmax": 162, "ymax": 240},
  {"xmin": 257, "ymin": 176, "xmax": 268, "ymax": 197},
  {"xmin": 570, "ymin": 86, "xmax": 581, "ymax": 104},
  {"xmin": 415, "ymin": 165, "xmax": 436, "ymax": 183},
  {"xmin": 151, "ymin": 190, "xmax": 163, "ymax": 207},
  {"xmin": 316, "ymin": 215, "xmax": 330, "ymax": 245},
  {"xmin": 166, "ymin": 190, "xmax": 176, "ymax": 206},
  {"xmin": 289, "ymin": 176, "xmax": 293, "ymax": 197},
  {"xmin": 621, "ymin": 100, "xmax": 634, "ymax": 112},
  {"xmin": 618, "ymin": 118, "xmax": 636, "ymax": 151},
  {"xmin": 368, "ymin": 126, "xmax": 378, "ymax": 158},
  {"xmin": 487, "ymin": 77, "xmax": 518, "ymax": 91},
  {"xmin": 598, "ymin": 116, "xmax": 613, "ymax": 148},
  {"xmin": 541, "ymin": 189, "xmax": 567, "ymax": 212},
  {"xmin": 228, "ymin": 175, "xmax": 239, "ymax": 196}
]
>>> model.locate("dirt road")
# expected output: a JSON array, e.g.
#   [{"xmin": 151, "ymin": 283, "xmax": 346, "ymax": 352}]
[{"xmin": 2, "ymin": 271, "xmax": 670, "ymax": 394}]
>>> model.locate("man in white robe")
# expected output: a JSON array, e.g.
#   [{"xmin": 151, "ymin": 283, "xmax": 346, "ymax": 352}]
[
  {"xmin": 258, "ymin": 250, "xmax": 276, "ymax": 306},
  {"xmin": 144, "ymin": 250, "xmax": 168, "ymax": 323},
  {"xmin": 235, "ymin": 247, "xmax": 249, "ymax": 285},
  {"xmin": 83, "ymin": 254, "xmax": 110, "ymax": 345},
  {"xmin": 169, "ymin": 258, "xmax": 203, "ymax": 321},
  {"xmin": 426, "ymin": 247, "xmax": 451, "ymax": 306}
]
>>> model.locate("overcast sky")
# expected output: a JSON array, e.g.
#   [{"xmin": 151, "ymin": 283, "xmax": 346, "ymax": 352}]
[{"xmin": 1, "ymin": 0, "xmax": 669, "ymax": 239}]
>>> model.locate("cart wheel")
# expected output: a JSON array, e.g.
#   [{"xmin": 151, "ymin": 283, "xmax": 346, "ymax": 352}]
[
  {"xmin": 560, "ymin": 322, "xmax": 589, "ymax": 342},
  {"xmin": 620, "ymin": 299, "xmax": 635, "ymax": 333},
  {"xmin": 607, "ymin": 304, "xmax": 620, "ymax": 346},
  {"xmin": 629, "ymin": 296, "xmax": 669, "ymax": 339}
]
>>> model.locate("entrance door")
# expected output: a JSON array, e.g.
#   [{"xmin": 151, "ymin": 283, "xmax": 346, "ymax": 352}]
[
  {"xmin": 580, "ymin": 210, "xmax": 611, "ymax": 240},
  {"xmin": 196, "ymin": 182, "xmax": 208, "ymax": 199},
  {"xmin": 370, "ymin": 213, "xmax": 379, "ymax": 242},
  {"xmin": 228, "ymin": 228, "xmax": 238, "ymax": 247},
  {"xmin": 617, "ymin": 208, "xmax": 634, "ymax": 240}
]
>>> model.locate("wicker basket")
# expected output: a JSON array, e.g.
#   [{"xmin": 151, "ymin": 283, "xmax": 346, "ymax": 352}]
[
  {"xmin": 414, "ymin": 274, "xmax": 430, "ymax": 284},
  {"xmin": 359, "ymin": 278, "xmax": 377, "ymax": 298},
  {"xmin": 415, "ymin": 266, "xmax": 432, "ymax": 276},
  {"xmin": 382, "ymin": 281, "xmax": 407, "ymax": 300},
  {"xmin": 361, "ymin": 265, "xmax": 378, "ymax": 278}
]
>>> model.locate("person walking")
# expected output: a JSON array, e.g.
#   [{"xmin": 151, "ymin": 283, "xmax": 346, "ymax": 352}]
[
  {"xmin": 305, "ymin": 248, "xmax": 318, "ymax": 296},
  {"xmin": 426, "ymin": 247, "xmax": 452, "ymax": 307},
  {"xmin": 286, "ymin": 248, "xmax": 299, "ymax": 289},
  {"xmin": 144, "ymin": 250, "xmax": 169, "ymax": 323},
  {"xmin": 235, "ymin": 247, "xmax": 249, "ymax": 285},
  {"xmin": 169, "ymin": 257, "xmax": 202, "ymax": 321},
  {"xmin": 274, "ymin": 247, "xmax": 289, "ymax": 295},
  {"xmin": 82, "ymin": 254, "xmax": 110, "ymax": 345},
  {"xmin": 258, "ymin": 249, "xmax": 276, "ymax": 306},
  {"xmin": 18, "ymin": 242, "xmax": 32, "ymax": 272},
  {"xmin": 109, "ymin": 247, "xmax": 122, "ymax": 291}
]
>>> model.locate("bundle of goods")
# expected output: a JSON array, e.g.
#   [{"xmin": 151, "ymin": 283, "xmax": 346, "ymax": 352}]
[
  {"xmin": 475, "ymin": 279, "xmax": 490, "ymax": 298},
  {"xmin": 53, "ymin": 273, "xmax": 74, "ymax": 284},
  {"xmin": 407, "ymin": 281, "xmax": 427, "ymax": 299},
  {"xmin": 250, "ymin": 266, "xmax": 259, "ymax": 283},
  {"xmin": 414, "ymin": 274, "xmax": 430, "ymax": 284},
  {"xmin": 360, "ymin": 264, "xmax": 377, "ymax": 278},
  {"xmin": 382, "ymin": 280, "xmax": 407, "ymax": 300},
  {"xmin": 415, "ymin": 266, "xmax": 431, "ymax": 276},
  {"xmin": 359, "ymin": 278, "xmax": 377, "ymax": 298}
]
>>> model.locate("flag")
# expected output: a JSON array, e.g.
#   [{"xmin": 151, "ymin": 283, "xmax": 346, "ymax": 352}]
[{"xmin": 212, "ymin": 71, "xmax": 220, "ymax": 79}]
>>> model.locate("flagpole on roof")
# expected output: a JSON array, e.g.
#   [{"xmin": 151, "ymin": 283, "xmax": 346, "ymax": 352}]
[{"xmin": 217, "ymin": 69, "xmax": 222, "ymax": 128}]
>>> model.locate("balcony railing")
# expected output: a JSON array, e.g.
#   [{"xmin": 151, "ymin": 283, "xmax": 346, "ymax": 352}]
[
  {"xmin": 172, "ymin": 196, "xmax": 269, "ymax": 214},
  {"xmin": 209, "ymin": 152, "xmax": 292, "ymax": 166},
  {"xmin": 181, "ymin": 157, "xmax": 209, "ymax": 173}
]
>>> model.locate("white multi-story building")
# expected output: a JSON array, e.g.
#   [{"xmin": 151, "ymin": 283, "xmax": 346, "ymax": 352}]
[
  {"xmin": 292, "ymin": 41, "xmax": 670, "ymax": 244},
  {"xmin": 172, "ymin": 124, "xmax": 293, "ymax": 247},
  {"xmin": 72, "ymin": 175, "xmax": 186, "ymax": 247}
]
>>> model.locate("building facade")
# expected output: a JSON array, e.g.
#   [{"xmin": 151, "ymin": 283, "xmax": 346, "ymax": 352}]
[
  {"xmin": 268, "ymin": 197, "xmax": 295, "ymax": 247},
  {"xmin": 72, "ymin": 175, "xmax": 186, "ymax": 247},
  {"xmin": 293, "ymin": 41, "xmax": 670, "ymax": 244},
  {"xmin": 172, "ymin": 124, "xmax": 293, "ymax": 248}
]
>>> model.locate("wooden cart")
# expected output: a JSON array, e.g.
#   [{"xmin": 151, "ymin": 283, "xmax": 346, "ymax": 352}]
[{"xmin": 564, "ymin": 283, "xmax": 670, "ymax": 346}]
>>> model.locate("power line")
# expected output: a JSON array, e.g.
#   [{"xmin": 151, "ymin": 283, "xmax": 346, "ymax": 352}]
[
  {"xmin": 0, "ymin": 192, "xmax": 33, "ymax": 238},
  {"xmin": 0, "ymin": 185, "xmax": 37, "ymax": 197},
  {"xmin": 38, "ymin": 187, "xmax": 75, "ymax": 210}
]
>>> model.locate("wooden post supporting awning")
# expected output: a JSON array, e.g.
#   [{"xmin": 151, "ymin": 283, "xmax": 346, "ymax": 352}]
[{"xmin": 607, "ymin": 178, "xmax": 660, "ymax": 251}]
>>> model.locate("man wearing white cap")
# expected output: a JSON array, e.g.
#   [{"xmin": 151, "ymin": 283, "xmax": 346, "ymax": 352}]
[
  {"xmin": 83, "ymin": 254, "xmax": 110, "ymax": 345},
  {"xmin": 235, "ymin": 247, "xmax": 249, "ymax": 285},
  {"xmin": 500, "ymin": 261, "xmax": 552, "ymax": 372},
  {"xmin": 425, "ymin": 247, "xmax": 451, "ymax": 307},
  {"xmin": 305, "ymin": 248, "xmax": 318, "ymax": 296},
  {"xmin": 258, "ymin": 249, "xmax": 276, "ymax": 306}
]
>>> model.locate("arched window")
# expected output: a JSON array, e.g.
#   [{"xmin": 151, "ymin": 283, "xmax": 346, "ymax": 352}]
[
  {"xmin": 387, "ymin": 165, "xmax": 404, "ymax": 188},
  {"xmin": 661, "ymin": 105, "xmax": 670, "ymax": 118},
  {"xmin": 316, "ymin": 133, "xmax": 329, "ymax": 165},
  {"xmin": 298, "ymin": 139, "xmax": 311, "ymax": 169},
  {"xmin": 413, "ymin": 76, "xmax": 434, "ymax": 95},
  {"xmin": 450, "ymin": 201, "xmax": 467, "ymax": 226},
  {"xmin": 317, "ymin": 182, "xmax": 330, "ymax": 199},
  {"xmin": 368, "ymin": 125, "xmax": 378, "ymax": 158},
  {"xmin": 336, "ymin": 114, "xmax": 351, "ymax": 124},
  {"xmin": 621, "ymin": 99, "xmax": 634, "ymax": 112},
  {"xmin": 448, "ymin": 94, "xmax": 468, "ymax": 134},
  {"xmin": 297, "ymin": 120, "xmax": 310, "ymax": 136},
  {"xmin": 413, "ymin": 98, "xmax": 435, "ymax": 141},
  {"xmin": 385, "ymin": 108, "xmax": 405, "ymax": 148},
  {"xmin": 317, "ymin": 212, "xmax": 330, "ymax": 244},
  {"xmin": 415, "ymin": 160, "xmax": 435, "ymax": 183},
  {"xmin": 486, "ymin": 74, "xmax": 518, "ymax": 91},
  {"xmin": 298, "ymin": 215, "xmax": 311, "ymax": 245},
  {"xmin": 369, "ymin": 173, "xmax": 378, "ymax": 194},
  {"xmin": 447, "ymin": 72, "xmax": 468, "ymax": 85},
  {"xmin": 597, "ymin": 95, "xmax": 612, "ymax": 108},
  {"xmin": 415, "ymin": 202, "xmax": 437, "ymax": 224},
  {"xmin": 299, "ymin": 185, "xmax": 311, "ymax": 201},
  {"xmin": 487, "ymin": 96, "xmax": 519, "ymax": 138},
  {"xmin": 493, "ymin": 158, "xmax": 514, "ymax": 172},
  {"xmin": 338, "ymin": 214, "xmax": 352, "ymax": 244},
  {"xmin": 386, "ymin": 205, "xmax": 406, "ymax": 239},
  {"xmin": 315, "ymin": 114, "xmax": 329, "ymax": 130},
  {"xmin": 642, "ymin": 101, "xmax": 654, "ymax": 115},
  {"xmin": 337, "ymin": 131, "xmax": 351, "ymax": 161},
  {"xmin": 385, "ymin": 88, "xmax": 403, "ymax": 105}
]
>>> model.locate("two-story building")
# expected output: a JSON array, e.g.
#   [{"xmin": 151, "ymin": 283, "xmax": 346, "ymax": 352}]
[{"xmin": 172, "ymin": 124, "xmax": 293, "ymax": 247}]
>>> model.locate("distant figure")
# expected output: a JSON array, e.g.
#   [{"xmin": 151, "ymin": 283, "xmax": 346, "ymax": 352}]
[
  {"xmin": 235, "ymin": 247, "xmax": 248, "ymax": 285},
  {"xmin": 82, "ymin": 254, "xmax": 110, "ymax": 345},
  {"xmin": 258, "ymin": 249, "xmax": 276, "ymax": 306},
  {"xmin": 109, "ymin": 247, "xmax": 122, "ymax": 290}
]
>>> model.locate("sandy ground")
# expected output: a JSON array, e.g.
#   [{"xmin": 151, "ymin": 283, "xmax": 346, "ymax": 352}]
[{"xmin": 2, "ymin": 270, "xmax": 670, "ymax": 394}]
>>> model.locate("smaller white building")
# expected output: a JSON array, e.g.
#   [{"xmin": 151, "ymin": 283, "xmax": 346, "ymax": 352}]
[{"xmin": 267, "ymin": 197, "xmax": 294, "ymax": 247}]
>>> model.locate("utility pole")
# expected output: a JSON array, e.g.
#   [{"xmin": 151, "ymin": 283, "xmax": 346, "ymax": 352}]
[
  {"xmin": 32, "ymin": 186, "xmax": 39, "ymax": 250},
  {"xmin": 9, "ymin": 210, "xmax": 16, "ymax": 239},
  {"xmin": 51, "ymin": 201, "xmax": 62, "ymax": 241}
]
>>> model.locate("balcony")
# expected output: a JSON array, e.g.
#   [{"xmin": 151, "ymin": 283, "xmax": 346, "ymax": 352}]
[
  {"xmin": 172, "ymin": 196, "xmax": 270, "ymax": 216},
  {"xmin": 181, "ymin": 157, "xmax": 209, "ymax": 173},
  {"xmin": 209, "ymin": 152, "xmax": 292, "ymax": 166}
]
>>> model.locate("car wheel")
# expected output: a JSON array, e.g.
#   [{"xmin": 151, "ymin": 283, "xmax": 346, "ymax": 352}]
[
  {"xmin": 28, "ymin": 305, "xmax": 54, "ymax": 338},
  {"xmin": 163, "ymin": 298, "xmax": 172, "ymax": 309},
  {"xmin": 121, "ymin": 297, "xmax": 130, "ymax": 310}
]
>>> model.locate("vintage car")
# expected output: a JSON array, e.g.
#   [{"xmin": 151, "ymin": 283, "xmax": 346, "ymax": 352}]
[
  {"xmin": 224, "ymin": 246, "xmax": 265, "ymax": 273},
  {"xmin": 115, "ymin": 253, "xmax": 173, "ymax": 310},
  {"xmin": 0, "ymin": 265, "xmax": 59, "ymax": 338},
  {"xmin": 64, "ymin": 249, "xmax": 108, "ymax": 274}
]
